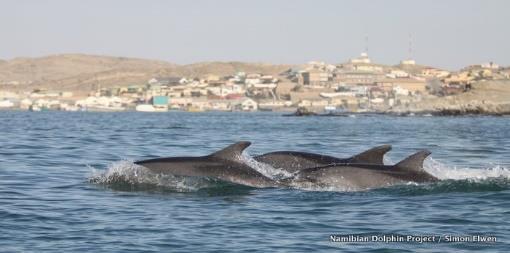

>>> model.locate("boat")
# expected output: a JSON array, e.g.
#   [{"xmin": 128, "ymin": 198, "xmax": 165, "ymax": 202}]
[
  {"xmin": 136, "ymin": 104, "xmax": 168, "ymax": 112},
  {"xmin": 0, "ymin": 100, "xmax": 15, "ymax": 109},
  {"xmin": 29, "ymin": 105, "xmax": 41, "ymax": 111},
  {"xmin": 186, "ymin": 106, "xmax": 204, "ymax": 112},
  {"xmin": 84, "ymin": 105, "xmax": 125, "ymax": 112}
]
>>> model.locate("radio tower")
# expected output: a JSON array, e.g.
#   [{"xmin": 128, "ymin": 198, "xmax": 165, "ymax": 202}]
[
  {"xmin": 365, "ymin": 33, "xmax": 369, "ymax": 55},
  {"xmin": 402, "ymin": 33, "xmax": 416, "ymax": 65},
  {"xmin": 408, "ymin": 33, "xmax": 413, "ymax": 60},
  {"xmin": 360, "ymin": 33, "xmax": 370, "ymax": 63}
]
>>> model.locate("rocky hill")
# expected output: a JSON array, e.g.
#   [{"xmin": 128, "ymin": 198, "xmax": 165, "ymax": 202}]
[
  {"xmin": 393, "ymin": 80, "xmax": 510, "ymax": 115},
  {"xmin": 0, "ymin": 54, "xmax": 294, "ymax": 91}
]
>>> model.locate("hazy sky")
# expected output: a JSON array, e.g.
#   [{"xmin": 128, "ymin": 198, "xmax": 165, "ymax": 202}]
[{"xmin": 1, "ymin": 0, "xmax": 509, "ymax": 69}]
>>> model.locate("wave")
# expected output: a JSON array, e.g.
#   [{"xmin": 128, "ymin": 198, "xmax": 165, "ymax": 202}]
[
  {"xmin": 377, "ymin": 177, "xmax": 510, "ymax": 196},
  {"xmin": 424, "ymin": 158, "xmax": 510, "ymax": 180},
  {"xmin": 88, "ymin": 156, "xmax": 510, "ymax": 194}
]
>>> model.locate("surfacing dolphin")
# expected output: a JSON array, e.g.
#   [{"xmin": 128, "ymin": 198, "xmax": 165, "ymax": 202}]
[
  {"xmin": 134, "ymin": 141, "xmax": 279, "ymax": 188},
  {"xmin": 254, "ymin": 145, "xmax": 392, "ymax": 173},
  {"xmin": 287, "ymin": 150, "xmax": 439, "ymax": 190}
]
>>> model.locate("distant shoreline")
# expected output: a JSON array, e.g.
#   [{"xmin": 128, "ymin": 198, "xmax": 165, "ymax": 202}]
[
  {"xmin": 2, "ymin": 54, "xmax": 510, "ymax": 116},
  {"xmin": 1, "ymin": 108, "xmax": 509, "ymax": 117}
]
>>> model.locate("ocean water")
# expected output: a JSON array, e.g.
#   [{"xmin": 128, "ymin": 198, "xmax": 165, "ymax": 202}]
[{"xmin": 1, "ymin": 111, "xmax": 509, "ymax": 252}]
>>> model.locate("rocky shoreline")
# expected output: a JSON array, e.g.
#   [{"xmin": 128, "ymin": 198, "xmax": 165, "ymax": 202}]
[
  {"xmin": 389, "ymin": 80, "xmax": 510, "ymax": 116},
  {"xmin": 286, "ymin": 102, "xmax": 510, "ymax": 117},
  {"xmin": 390, "ymin": 102, "xmax": 510, "ymax": 116}
]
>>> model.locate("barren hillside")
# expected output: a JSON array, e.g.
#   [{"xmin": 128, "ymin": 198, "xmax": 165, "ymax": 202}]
[{"xmin": 0, "ymin": 54, "xmax": 294, "ymax": 91}]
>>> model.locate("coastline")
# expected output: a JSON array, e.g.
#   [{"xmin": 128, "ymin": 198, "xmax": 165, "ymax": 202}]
[{"xmin": 2, "ymin": 55, "xmax": 509, "ymax": 115}]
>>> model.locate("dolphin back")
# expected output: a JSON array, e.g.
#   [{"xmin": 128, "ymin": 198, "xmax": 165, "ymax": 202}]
[
  {"xmin": 253, "ymin": 145, "xmax": 392, "ymax": 174},
  {"xmin": 209, "ymin": 141, "xmax": 251, "ymax": 162},
  {"xmin": 394, "ymin": 150, "xmax": 431, "ymax": 172},
  {"xmin": 393, "ymin": 150, "xmax": 438, "ymax": 181},
  {"xmin": 347, "ymin": 145, "xmax": 392, "ymax": 165},
  {"xmin": 292, "ymin": 149, "xmax": 438, "ymax": 187}
]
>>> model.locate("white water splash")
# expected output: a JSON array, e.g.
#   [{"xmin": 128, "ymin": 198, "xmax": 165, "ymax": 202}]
[
  {"xmin": 88, "ymin": 160, "xmax": 219, "ymax": 192},
  {"xmin": 385, "ymin": 155, "xmax": 509, "ymax": 181},
  {"xmin": 88, "ymin": 160, "xmax": 148, "ymax": 183},
  {"xmin": 424, "ymin": 158, "xmax": 510, "ymax": 181},
  {"xmin": 241, "ymin": 152, "xmax": 295, "ymax": 180}
]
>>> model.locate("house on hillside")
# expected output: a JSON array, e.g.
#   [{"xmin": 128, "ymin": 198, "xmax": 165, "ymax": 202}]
[
  {"xmin": 230, "ymin": 98, "xmax": 258, "ymax": 111},
  {"xmin": 149, "ymin": 77, "xmax": 187, "ymax": 86},
  {"xmin": 376, "ymin": 78, "xmax": 428, "ymax": 95},
  {"xmin": 298, "ymin": 69, "xmax": 330, "ymax": 85}
]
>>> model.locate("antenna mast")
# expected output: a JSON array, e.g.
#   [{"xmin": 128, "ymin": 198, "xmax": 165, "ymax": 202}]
[
  {"xmin": 408, "ymin": 33, "xmax": 413, "ymax": 60},
  {"xmin": 365, "ymin": 34, "xmax": 369, "ymax": 54}
]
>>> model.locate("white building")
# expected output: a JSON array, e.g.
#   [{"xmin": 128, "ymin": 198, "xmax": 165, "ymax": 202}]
[
  {"xmin": 481, "ymin": 62, "xmax": 500, "ymax": 69},
  {"xmin": 349, "ymin": 52, "xmax": 371, "ymax": 64},
  {"xmin": 230, "ymin": 98, "xmax": 258, "ymax": 111},
  {"xmin": 393, "ymin": 86, "xmax": 411, "ymax": 96},
  {"xmin": 386, "ymin": 70, "xmax": 410, "ymax": 78},
  {"xmin": 400, "ymin": 59, "xmax": 416, "ymax": 65}
]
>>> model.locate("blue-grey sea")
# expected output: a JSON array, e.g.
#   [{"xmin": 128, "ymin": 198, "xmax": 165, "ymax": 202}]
[{"xmin": 1, "ymin": 111, "xmax": 509, "ymax": 252}]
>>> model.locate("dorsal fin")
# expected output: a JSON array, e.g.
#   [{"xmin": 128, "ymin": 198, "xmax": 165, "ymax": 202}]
[
  {"xmin": 349, "ymin": 145, "xmax": 392, "ymax": 165},
  {"xmin": 394, "ymin": 150, "xmax": 431, "ymax": 171},
  {"xmin": 210, "ymin": 141, "xmax": 251, "ymax": 161}
]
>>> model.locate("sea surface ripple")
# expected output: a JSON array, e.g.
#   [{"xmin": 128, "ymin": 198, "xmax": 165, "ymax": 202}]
[{"xmin": 0, "ymin": 111, "xmax": 509, "ymax": 252}]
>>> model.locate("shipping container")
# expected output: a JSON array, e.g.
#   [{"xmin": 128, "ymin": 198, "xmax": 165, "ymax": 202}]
[{"xmin": 152, "ymin": 96, "xmax": 169, "ymax": 105}]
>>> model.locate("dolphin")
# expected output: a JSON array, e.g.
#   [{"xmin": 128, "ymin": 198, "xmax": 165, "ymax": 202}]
[
  {"xmin": 134, "ymin": 141, "xmax": 280, "ymax": 188},
  {"xmin": 287, "ymin": 150, "xmax": 438, "ymax": 190},
  {"xmin": 253, "ymin": 145, "xmax": 392, "ymax": 173}
]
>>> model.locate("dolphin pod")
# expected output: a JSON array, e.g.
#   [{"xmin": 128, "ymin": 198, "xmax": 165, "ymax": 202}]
[{"xmin": 134, "ymin": 141, "xmax": 439, "ymax": 190}]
